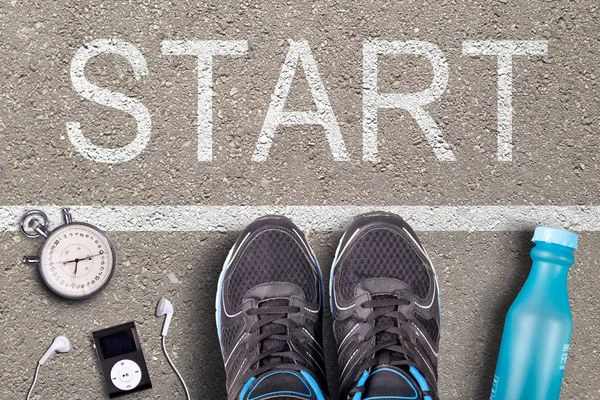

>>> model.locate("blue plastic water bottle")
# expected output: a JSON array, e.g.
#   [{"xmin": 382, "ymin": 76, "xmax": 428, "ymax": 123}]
[{"xmin": 490, "ymin": 226, "xmax": 578, "ymax": 400}]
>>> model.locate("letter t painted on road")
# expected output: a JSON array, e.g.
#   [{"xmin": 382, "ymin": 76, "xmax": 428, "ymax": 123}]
[
  {"xmin": 162, "ymin": 40, "xmax": 248, "ymax": 162},
  {"xmin": 463, "ymin": 40, "xmax": 548, "ymax": 161}
]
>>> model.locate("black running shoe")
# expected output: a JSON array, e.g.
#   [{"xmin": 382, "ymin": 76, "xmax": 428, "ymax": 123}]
[
  {"xmin": 330, "ymin": 212, "xmax": 440, "ymax": 400},
  {"xmin": 216, "ymin": 216, "xmax": 327, "ymax": 400}
]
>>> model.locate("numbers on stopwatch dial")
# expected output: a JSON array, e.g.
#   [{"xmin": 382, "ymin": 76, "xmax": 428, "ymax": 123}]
[{"xmin": 40, "ymin": 224, "xmax": 114, "ymax": 297}]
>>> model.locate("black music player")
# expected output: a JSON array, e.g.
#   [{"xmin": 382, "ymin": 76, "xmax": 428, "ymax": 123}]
[{"xmin": 92, "ymin": 321, "xmax": 152, "ymax": 397}]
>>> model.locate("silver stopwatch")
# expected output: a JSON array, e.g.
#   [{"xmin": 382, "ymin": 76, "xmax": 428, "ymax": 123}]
[{"xmin": 21, "ymin": 208, "xmax": 116, "ymax": 300}]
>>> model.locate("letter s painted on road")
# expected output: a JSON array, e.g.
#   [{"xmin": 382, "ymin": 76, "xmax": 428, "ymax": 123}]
[{"xmin": 67, "ymin": 39, "xmax": 151, "ymax": 163}]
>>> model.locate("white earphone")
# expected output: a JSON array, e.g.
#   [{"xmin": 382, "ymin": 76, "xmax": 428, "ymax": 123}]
[
  {"xmin": 39, "ymin": 335, "xmax": 72, "ymax": 365},
  {"xmin": 28, "ymin": 336, "xmax": 73, "ymax": 399},
  {"xmin": 156, "ymin": 297, "xmax": 174, "ymax": 337},
  {"xmin": 156, "ymin": 297, "xmax": 190, "ymax": 400}
]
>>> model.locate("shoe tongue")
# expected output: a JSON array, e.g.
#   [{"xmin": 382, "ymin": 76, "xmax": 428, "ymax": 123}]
[
  {"xmin": 245, "ymin": 371, "xmax": 317, "ymax": 400},
  {"xmin": 362, "ymin": 366, "xmax": 423, "ymax": 400}
]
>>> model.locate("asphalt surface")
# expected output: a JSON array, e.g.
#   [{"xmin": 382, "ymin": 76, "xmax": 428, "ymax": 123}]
[{"xmin": 1, "ymin": 1, "xmax": 599, "ymax": 399}]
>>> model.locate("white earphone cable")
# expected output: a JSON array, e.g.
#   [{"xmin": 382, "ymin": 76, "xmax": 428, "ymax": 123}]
[
  {"xmin": 161, "ymin": 335, "xmax": 191, "ymax": 400},
  {"xmin": 26, "ymin": 364, "xmax": 41, "ymax": 400}
]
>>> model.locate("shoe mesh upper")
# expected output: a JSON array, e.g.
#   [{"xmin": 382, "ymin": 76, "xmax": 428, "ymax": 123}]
[
  {"xmin": 338, "ymin": 228, "xmax": 430, "ymax": 302},
  {"xmin": 415, "ymin": 313, "xmax": 440, "ymax": 342},
  {"xmin": 226, "ymin": 227, "xmax": 317, "ymax": 310},
  {"xmin": 333, "ymin": 317, "xmax": 355, "ymax": 342},
  {"xmin": 222, "ymin": 319, "xmax": 244, "ymax": 351}
]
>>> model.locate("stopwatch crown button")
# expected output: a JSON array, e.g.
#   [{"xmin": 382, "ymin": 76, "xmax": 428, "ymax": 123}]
[
  {"xmin": 62, "ymin": 208, "xmax": 73, "ymax": 224},
  {"xmin": 23, "ymin": 256, "xmax": 40, "ymax": 264}
]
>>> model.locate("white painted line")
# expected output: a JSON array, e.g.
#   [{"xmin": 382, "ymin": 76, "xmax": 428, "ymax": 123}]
[{"xmin": 2, "ymin": 205, "xmax": 600, "ymax": 232}]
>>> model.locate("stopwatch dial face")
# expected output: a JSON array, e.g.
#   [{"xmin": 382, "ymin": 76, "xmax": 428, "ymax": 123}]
[{"xmin": 39, "ymin": 223, "xmax": 116, "ymax": 299}]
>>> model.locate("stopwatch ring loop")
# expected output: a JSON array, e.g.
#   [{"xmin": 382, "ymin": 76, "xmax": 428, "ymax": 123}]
[{"xmin": 19, "ymin": 210, "xmax": 49, "ymax": 239}]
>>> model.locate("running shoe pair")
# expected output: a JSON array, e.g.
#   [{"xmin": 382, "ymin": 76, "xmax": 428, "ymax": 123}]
[{"xmin": 216, "ymin": 212, "xmax": 440, "ymax": 400}]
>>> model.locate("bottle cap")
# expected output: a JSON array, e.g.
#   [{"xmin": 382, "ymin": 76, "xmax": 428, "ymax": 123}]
[{"xmin": 532, "ymin": 226, "xmax": 578, "ymax": 250}]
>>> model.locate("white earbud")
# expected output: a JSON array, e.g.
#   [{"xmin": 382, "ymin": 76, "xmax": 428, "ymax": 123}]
[
  {"xmin": 156, "ymin": 298, "xmax": 174, "ymax": 337},
  {"xmin": 39, "ymin": 336, "xmax": 72, "ymax": 365},
  {"xmin": 28, "ymin": 336, "xmax": 73, "ymax": 399},
  {"xmin": 155, "ymin": 297, "xmax": 190, "ymax": 399}
]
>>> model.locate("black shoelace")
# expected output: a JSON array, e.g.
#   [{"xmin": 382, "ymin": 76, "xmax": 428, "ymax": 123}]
[
  {"xmin": 241, "ymin": 301, "xmax": 307, "ymax": 381},
  {"xmin": 348, "ymin": 297, "xmax": 436, "ymax": 399}
]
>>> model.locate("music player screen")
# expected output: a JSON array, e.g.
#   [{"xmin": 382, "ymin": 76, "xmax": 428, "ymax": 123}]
[{"xmin": 99, "ymin": 330, "xmax": 137, "ymax": 359}]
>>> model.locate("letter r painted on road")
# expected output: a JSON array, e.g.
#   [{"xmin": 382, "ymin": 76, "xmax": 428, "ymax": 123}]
[
  {"xmin": 67, "ymin": 39, "xmax": 151, "ymax": 163},
  {"xmin": 162, "ymin": 40, "xmax": 248, "ymax": 162},
  {"xmin": 363, "ymin": 40, "xmax": 456, "ymax": 162},
  {"xmin": 462, "ymin": 40, "xmax": 548, "ymax": 161}
]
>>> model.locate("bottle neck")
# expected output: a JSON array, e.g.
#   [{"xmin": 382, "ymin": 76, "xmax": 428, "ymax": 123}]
[
  {"xmin": 527, "ymin": 243, "xmax": 574, "ymax": 296},
  {"xmin": 529, "ymin": 260, "xmax": 569, "ymax": 286}
]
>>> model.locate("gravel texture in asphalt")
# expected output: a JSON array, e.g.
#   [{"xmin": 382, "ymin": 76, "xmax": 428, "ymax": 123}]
[{"xmin": 0, "ymin": 1, "xmax": 599, "ymax": 399}]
